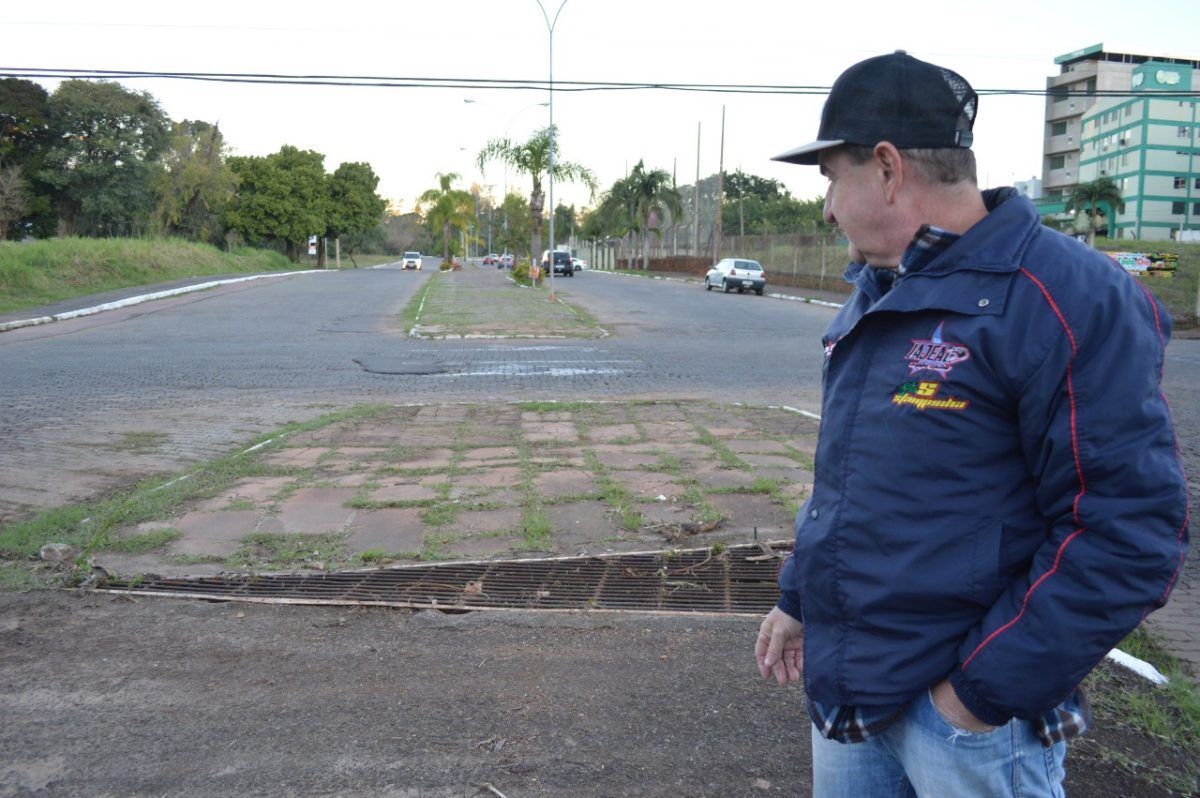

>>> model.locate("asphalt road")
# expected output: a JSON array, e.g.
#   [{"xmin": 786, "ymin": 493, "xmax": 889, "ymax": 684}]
[{"xmin": 0, "ymin": 265, "xmax": 831, "ymax": 523}]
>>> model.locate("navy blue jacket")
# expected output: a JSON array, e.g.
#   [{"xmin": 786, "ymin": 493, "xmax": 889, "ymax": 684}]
[{"xmin": 778, "ymin": 189, "xmax": 1189, "ymax": 727}]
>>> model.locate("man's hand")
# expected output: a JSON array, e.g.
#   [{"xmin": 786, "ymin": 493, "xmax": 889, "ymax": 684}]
[
  {"xmin": 755, "ymin": 607, "xmax": 804, "ymax": 686},
  {"xmin": 930, "ymin": 679, "xmax": 995, "ymax": 733}
]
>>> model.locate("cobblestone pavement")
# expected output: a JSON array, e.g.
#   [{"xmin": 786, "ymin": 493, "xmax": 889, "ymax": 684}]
[
  {"xmin": 2, "ymin": 263, "xmax": 1198, "ymax": 679},
  {"xmin": 91, "ymin": 400, "xmax": 818, "ymax": 580}
]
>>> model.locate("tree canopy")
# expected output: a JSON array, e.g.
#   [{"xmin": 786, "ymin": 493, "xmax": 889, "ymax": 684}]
[{"xmin": 226, "ymin": 146, "xmax": 329, "ymax": 261}]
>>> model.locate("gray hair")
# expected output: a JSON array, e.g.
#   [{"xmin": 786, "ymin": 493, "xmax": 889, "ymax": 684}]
[{"xmin": 839, "ymin": 144, "xmax": 977, "ymax": 186}]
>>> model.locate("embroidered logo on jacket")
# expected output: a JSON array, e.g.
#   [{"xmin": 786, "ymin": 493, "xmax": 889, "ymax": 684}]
[
  {"xmin": 892, "ymin": 381, "xmax": 970, "ymax": 411},
  {"xmin": 905, "ymin": 321, "xmax": 971, "ymax": 377}
]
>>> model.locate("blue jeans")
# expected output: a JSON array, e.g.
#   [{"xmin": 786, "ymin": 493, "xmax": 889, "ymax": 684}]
[{"xmin": 811, "ymin": 689, "xmax": 1067, "ymax": 797}]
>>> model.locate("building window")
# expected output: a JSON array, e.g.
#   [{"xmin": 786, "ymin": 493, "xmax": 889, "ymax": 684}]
[
  {"xmin": 1181, "ymin": 127, "xmax": 1194, "ymax": 139},
  {"xmin": 1175, "ymin": 177, "xmax": 1187, "ymax": 189},
  {"xmin": 1085, "ymin": 78, "xmax": 1096, "ymax": 95},
  {"xmin": 1121, "ymin": 153, "xmax": 1129, "ymax": 166},
  {"xmin": 1195, "ymin": 202, "xmax": 1200, "ymax": 216},
  {"xmin": 1052, "ymin": 121, "xmax": 1068, "ymax": 136},
  {"xmin": 1195, "ymin": 178, "xmax": 1200, "ymax": 190},
  {"xmin": 1172, "ymin": 201, "xmax": 1186, "ymax": 215},
  {"xmin": 1050, "ymin": 155, "xmax": 1066, "ymax": 170},
  {"xmin": 1124, "ymin": 105, "xmax": 1132, "ymax": 118}
]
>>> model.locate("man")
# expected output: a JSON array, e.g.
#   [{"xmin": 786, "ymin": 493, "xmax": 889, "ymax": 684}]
[{"xmin": 756, "ymin": 51, "xmax": 1189, "ymax": 796}]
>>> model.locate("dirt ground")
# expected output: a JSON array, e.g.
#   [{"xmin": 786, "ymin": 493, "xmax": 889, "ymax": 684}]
[{"xmin": 0, "ymin": 590, "xmax": 1189, "ymax": 798}]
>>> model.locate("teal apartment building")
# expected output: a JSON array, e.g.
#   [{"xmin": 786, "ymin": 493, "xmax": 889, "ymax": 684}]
[{"xmin": 1038, "ymin": 45, "xmax": 1200, "ymax": 241}]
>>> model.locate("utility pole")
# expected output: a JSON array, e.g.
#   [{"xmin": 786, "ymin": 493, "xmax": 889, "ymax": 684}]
[
  {"xmin": 693, "ymin": 122, "xmax": 701, "ymax": 258},
  {"xmin": 536, "ymin": 0, "xmax": 568, "ymax": 300},
  {"xmin": 714, "ymin": 106, "xmax": 725, "ymax": 266}
]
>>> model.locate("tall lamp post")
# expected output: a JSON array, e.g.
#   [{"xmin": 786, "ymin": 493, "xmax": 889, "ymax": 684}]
[{"xmin": 536, "ymin": 0, "xmax": 568, "ymax": 300}]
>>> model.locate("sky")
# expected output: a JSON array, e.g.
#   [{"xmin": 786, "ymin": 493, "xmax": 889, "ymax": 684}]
[{"xmin": 4, "ymin": 0, "xmax": 1199, "ymax": 215}]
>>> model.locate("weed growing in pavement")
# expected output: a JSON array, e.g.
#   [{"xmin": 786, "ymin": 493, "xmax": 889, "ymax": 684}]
[
  {"xmin": 419, "ymin": 533, "xmax": 455, "ymax": 560},
  {"xmin": 585, "ymin": 450, "xmax": 644, "ymax": 532},
  {"xmin": 166, "ymin": 554, "xmax": 224, "ymax": 567},
  {"xmin": 519, "ymin": 508, "xmax": 554, "ymax": 550},
  {"xmin": 103, "ymin": 528, "xmax": 182, "ymax": 554},
  {"xmin": 517, "ymin": 401, "xmax": 597, "ymax": 413},
  {"xmin": 694, "ymin": 427, "xmax": 752, "ymax": 470},
  {"xmin": 420, "ymin": 502, "xmax": 457, "ymax": 528},
  {"xmin": 229, "ymin": 532, "xmax": 350, "ymax": 571},
  {"xmin": 681, "ymin": 486, "xmax": 725, "ymax": 525},
  {"xmin": 356, "ymin": 549, "xmax": 387, "ymax": 564}
]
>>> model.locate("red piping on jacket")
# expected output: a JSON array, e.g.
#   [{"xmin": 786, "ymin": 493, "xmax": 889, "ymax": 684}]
[{"xmin": 963, "ymin": 267, "xmax": 1085, "ymax": 669}]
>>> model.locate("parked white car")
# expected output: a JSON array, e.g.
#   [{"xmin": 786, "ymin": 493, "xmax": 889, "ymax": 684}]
[
  {"xmin": 704, "ymin": 258, "xmax": 765, "ymax": 295},
  {"xmin": 571, "ymin": 257, "xmax": 589, "ymax": 271}
]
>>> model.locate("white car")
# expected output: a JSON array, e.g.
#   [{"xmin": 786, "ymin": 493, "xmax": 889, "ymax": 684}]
[
  {"xmin": 401, "ymin": 251, "xmax": 423, "ymax": 270},
  {"xmin": 704, "ymin": 258, "xmax": 765, "ymax": 295},
  {"xmin": 571, "ymin": 257, "xmax": 589, "ymax": 270}
]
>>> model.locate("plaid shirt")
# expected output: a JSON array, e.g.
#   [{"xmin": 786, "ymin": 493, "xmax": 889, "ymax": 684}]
[{"xmin": 809, "ymin": 224, "xmax": 1092, "ymax": 747}]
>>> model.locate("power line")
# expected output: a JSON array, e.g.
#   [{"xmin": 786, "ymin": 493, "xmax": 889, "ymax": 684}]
[{"xmin": 2, "ymin": 66, "xmax": 1198, "ymax": 98}]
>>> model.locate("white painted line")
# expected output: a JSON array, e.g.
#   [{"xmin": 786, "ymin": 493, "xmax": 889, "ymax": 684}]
[{"xmin": 779, "ymin": 405, "xmax": 823, "ymax": 421}]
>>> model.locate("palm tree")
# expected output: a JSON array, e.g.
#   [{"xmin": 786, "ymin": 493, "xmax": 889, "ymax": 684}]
[
  {"xmin": 418, "ymin": 172, "xmax": 473, "ymax": 262},
  {"xmin": 595, "ymin": 161, "xmax": 682, "ymax": 270},
  {"xmin": 1066, "ymin": 177, "xmax": 1125, "ymax": 247},
  {"xmin": 477, "ymin": 126, "xmax": 597, "ymax": 263}
]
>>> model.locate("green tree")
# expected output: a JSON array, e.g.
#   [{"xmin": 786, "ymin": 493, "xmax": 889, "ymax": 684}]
[
  {"xmin": 325, "ymin": 161, "xmax": 387, "ymax": 267},
  {"xmin": 552, "ymin": 203, "xmax": 576, "ymax": 249},
  {"xmin": 0, "ymin": 78, "xmax": 54, "ymax": 237},
  {"xmin": 596, "ymin": 161, "xmax": 682, "ymax": 270},
  {"xmin": 476, "ymin": 126, "xmax": 596, "ymax": 264},
  {"xmin": 40, "ymin": 80, "xmax": 170, "ymax": 236},
  {"xmin": 226, "ymin": 145, "xmax": 328, "ymax": 262},
  {"xmin": 722, "ymin": 170, "xmax": 827, "ymax": 236},
  {"xmin": 0, "ymin": 164, "xmax": 29, "ymax": 241},
  {"xmin": 418, "ymin": 172, "xmax": 473, "ymax": 262},
  {"xmin": 1066, "ymin": 177, "xmax": 1124, "ymax": 247},
  {"xmin": 496, "ymin": 192, "xmax": 532, "ymax": 260},
  {"xmin": 154, "ymin": 120, "xmax": 236, "ymax": 246}
]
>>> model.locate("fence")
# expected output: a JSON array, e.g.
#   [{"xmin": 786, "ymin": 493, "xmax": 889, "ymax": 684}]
[{"xmin": 581, "ymin": 231, "xmax": 853, "ymax": 295}]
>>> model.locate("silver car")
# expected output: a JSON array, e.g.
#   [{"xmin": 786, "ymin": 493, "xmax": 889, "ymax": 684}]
[{"xmin": 704, "ymin": 258, "xmax": 765, "ymax": 295}]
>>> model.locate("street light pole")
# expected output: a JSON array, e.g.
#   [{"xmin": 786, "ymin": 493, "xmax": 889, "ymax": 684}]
[{"xmin": 536, "ymin": 0, "xmax": 568, "ymax": 300}]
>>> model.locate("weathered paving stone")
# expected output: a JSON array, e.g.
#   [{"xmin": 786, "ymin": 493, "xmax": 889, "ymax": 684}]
[
  {"xmin": 274, "ymin": 488, "xmax": 358, "ymax": 533},
  {"xmin": 344, "ymin": 508, "xmax": 426, "ymax": 554},
  {"xmin": 166, "ymin": 510, "xmax": 263, "ymax": 556}
]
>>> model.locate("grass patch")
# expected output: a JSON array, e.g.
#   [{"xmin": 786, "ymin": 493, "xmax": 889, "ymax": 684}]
[
  {"xmin": 517, "ymin": 400, "xmax": 597, "ymax": 413},
  {"xmin": 420, "ymin": 503, "xmax": 457, "ymax": 528},
  {"xmin": 102, "ymin": 528, "xmax": 181, "ymax": 554},
  {"xmin": 108, "ymin": 431, "xmax": 170, "ymax": 453},
  {"xmin": 519, "ymin": 508, "xmax": 554, "ymax": 550},
  {"xmin": 1082, "ymin": 624, "xmax": 1200, "ymax": 792},
  {"xmin": 399, "ymin": 277, "xmax": 437, "ymax": 331},
  {"xmin": 419, "ymin": 533, "xmax": 455, "ymax": 560},
  {"xmin": 681, "ymin": 486, "xmax": 725, "ymax": 525},
  {"xmin": 229, "ymin": 532, "xmax": 348, "ymax": 570},
  {"xmin": 695, "ymin": 427, "xmax": 751, "ymax": 470},
  {"xmin": 585, "ymin": 450, "xmax": 644, "ymax": 532},
  {"xmin": 355, "ymin": 548, "xmax": 388, "ymax": 564},
  {"xmin": 0, "ymin": 237, "xmax": 304, "ymax": 314},
  {"xmin": 0, "ymin": 562, "xmax": 46, "ymax": 591}
]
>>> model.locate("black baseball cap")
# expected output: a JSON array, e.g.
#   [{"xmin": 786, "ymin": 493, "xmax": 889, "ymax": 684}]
[{"xmin": 772, "ymin": 50, "xmax": 978, "ymax": 165}]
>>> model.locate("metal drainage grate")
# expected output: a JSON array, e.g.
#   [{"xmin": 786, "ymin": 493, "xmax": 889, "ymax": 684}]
[{"xmin": 96, "ymin": 542, "xmax": 792, "ymax": 616}]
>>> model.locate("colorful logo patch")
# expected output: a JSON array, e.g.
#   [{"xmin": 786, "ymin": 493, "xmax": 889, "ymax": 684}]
[
  {"xmin": 892, "ymin": 381, "xmax": 969, "ymax": 412},
  {"xmin": 905, "ymin": 321, "xmax": 971, "ymax": 377}
]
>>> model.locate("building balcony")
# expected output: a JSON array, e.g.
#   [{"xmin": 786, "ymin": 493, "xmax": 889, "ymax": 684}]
[
  {"xmin": 1044, "ymin": 168, "xmax": 1077, "ymax": 190},
  {"xmin": 1044, "ymin": 134, "xmax": 1078, "ymax": 155}
]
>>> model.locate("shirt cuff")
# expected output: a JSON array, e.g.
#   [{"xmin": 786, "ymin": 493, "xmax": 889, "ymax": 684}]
[{"xmin": 776, "ymin": 590, "xmax": 804, "ymax": 623}]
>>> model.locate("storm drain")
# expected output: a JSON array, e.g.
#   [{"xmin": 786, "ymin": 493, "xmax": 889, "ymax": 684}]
[{"xmin": 96, "ymin": 542, "xmax": 792, "ymax": 616}]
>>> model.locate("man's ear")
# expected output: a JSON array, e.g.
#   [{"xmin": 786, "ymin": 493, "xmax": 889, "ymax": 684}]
[{"xmin": 873, "ymin": 142, "xmax": 904, "ymax": 203}]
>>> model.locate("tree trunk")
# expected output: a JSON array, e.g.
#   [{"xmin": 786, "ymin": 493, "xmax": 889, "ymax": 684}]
[
  {"xmin": 317, "ymin": 237, "xmax": 327, "ymax": 269},
  {"xmin": 530, "ymin": 186, "xmax": 544, "ymax": 267},
  {"xmin": 443, "ymin": 221, "xmax": 451, "ymax": 262},
  {"xmin": 642, "ymin": 227, "xmax": 649, "ymax": 271},
  {"xmin": 1087, "ymin": 211, "xmax": 1097, "ymax": 248}
]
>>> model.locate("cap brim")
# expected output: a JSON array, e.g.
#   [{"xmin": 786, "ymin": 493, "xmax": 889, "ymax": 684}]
[{"xmin": 771, "ymin": 139, "xmax": 845, "ymax": 165}]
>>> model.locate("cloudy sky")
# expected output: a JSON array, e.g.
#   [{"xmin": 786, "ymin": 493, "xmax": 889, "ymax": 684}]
[{"xmin": 4, "ymin": 0, "xmax": 1198, "ymax": 213}]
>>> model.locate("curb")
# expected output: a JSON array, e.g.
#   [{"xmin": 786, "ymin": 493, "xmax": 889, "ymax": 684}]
[{"xmin": 0, "ymin": 269, "xmax": 339, "ymax": 334}]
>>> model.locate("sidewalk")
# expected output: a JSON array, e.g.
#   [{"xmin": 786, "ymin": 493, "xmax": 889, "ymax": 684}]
[{"xmin": 90, "ymin": 400, "xmax": 817, "ymax": 580}]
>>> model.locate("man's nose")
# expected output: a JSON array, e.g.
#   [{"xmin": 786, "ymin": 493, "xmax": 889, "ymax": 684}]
[{"xmin": 822, "ymin": 191, "xmax": 835, "ymax": 225}]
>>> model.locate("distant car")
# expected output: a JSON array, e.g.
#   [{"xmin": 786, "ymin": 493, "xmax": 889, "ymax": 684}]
[
  {"xmin": 571, "ymin": 257, "xmax": 588, "ymax": 271},
  {"xmin": 541, "ymin": 249, "xmax": 575, "ymax": 277},
  {"xmin": 483, "ymin": 253, "xmax": 500, "ymax": 266},
  {"xmin": 704, "ymin": 258, "xmax": 765, "ymax": 295},
  {"xmin": 402, "ymin": 251, "xmax": 423, "ymax": 270},
  {"xmin": 500, "ymin": 253, "xmax": 513, "ymax": 269}
]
